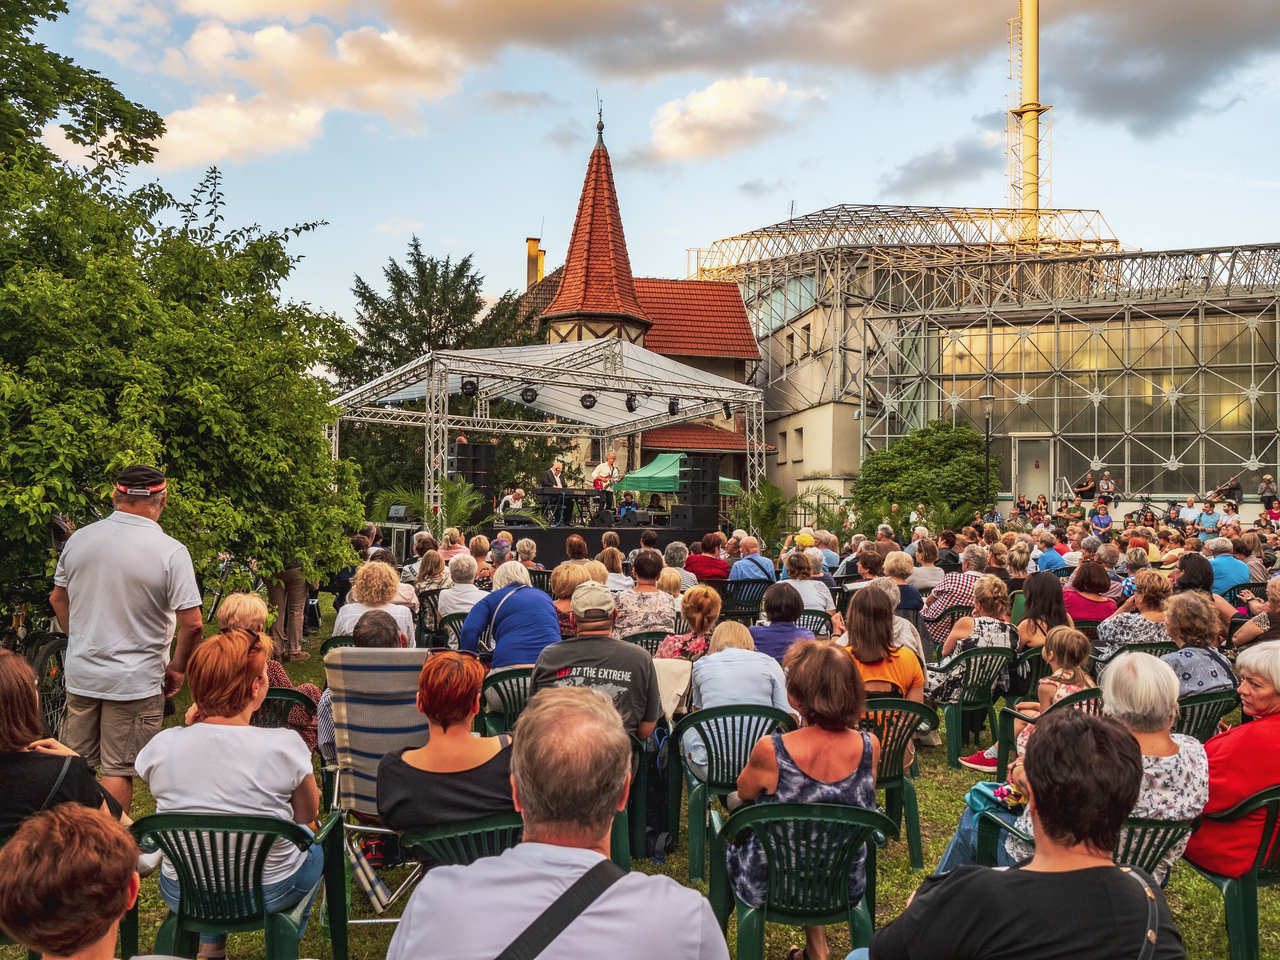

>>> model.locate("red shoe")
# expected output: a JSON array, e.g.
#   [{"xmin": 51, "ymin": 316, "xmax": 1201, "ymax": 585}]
[{"xmin": 959, "ymin": 750, "xmax": 998, "ymax": 774}]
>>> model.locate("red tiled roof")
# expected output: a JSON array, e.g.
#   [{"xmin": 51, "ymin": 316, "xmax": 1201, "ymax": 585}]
[
  {"xmin": 541, "ymin": 128, "xmax": 650, "ymax": 326},
  {"xmin": 633, "ymin": 278, "xmax": 758, "ymax": 360},
  {"xmin": 642, "ymin": 423, "xmax": 753, "ymax": 452}
]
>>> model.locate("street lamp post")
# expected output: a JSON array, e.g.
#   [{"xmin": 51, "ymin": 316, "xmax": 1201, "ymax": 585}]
[{"xmin": 979, "ymin": 392, "xmax": 996, "ymax": 514}]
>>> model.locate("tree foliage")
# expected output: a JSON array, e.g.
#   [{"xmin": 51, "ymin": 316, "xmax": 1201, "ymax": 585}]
[
  {"xmin": 849, "ymin": 420, "xmax": 998, "ymax": 538},
  {"xmin": 0, "ymin": 3, "xmax": 363, "ymax": 585}
]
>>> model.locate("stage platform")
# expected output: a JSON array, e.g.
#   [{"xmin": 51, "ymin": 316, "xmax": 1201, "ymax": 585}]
[{"xmin": 483, "ymin": 524, "xmax": 696, "ymax": 567}]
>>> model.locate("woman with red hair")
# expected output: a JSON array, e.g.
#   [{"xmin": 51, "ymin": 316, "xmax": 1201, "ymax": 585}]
[
  {"xmin": 135, "ymin": 629, "xmax": 323, "ymax": 959},
  {"xmin": 376, "ymin": 651, "xmax": 515, "ymax": 833}
]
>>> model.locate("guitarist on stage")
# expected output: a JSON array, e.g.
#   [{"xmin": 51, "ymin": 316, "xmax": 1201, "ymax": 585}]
[{"xmin": 591, "ymin": 452, "xmax": 621, "ymax": 510}]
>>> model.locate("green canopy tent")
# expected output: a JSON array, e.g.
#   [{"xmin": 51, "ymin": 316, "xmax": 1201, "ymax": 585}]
[{"xmin": 620, "ymin": 453, "xmax": 743, "ymax": 497}]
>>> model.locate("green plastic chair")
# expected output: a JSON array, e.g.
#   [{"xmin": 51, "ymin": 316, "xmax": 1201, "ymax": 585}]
[
  {"xmin": 796, "ymin": 609, "xmax": 833, "ymax": 636},
  {"xmin": 478, "ymin": 667, "xmax": 533, "ymax": 735},
  {"xmin": 623, "ymin": 630, "xmax": 667, "ymax": 655},
  {"xmin": 1092, "ymin": 641, "xmax": 1178, "ymax": 676},
  {"xmin": 250, "ymin": 688, "xmax": 317, "ymax": 731},
  {"xmin": 1009, "ymin": 590, "xmax": 1025, "ymax": 625},
  {"xmin": 721, "ymin": 579, "xmax": 770, "ymax": 624},
  {"xmin": 858, "ymin": 698, "xmax": 939, "ymax": 870},
  {"xmin": 1012, "ymin": 646, "xmax": 1053, "ymax": 701},
  {"xmin": 1072, "ymin": 618, "xmax": 1102, "ymax": 648},
  {"xmin": 1222, "ymin": 582, "xmax": 1269, "ymax": 608},
  {"xmin": 922, "ymin": 604, "xmax": 973, "ymax": 656},
  {"xmin": 415, "ymin": 588, "xmax": 442, "ymax": 640},
  {"xmin": 438, "ymin": 613, "xmax": 467, "ymax": 649},
  {"xmin": 707, "ymin": 802, "xmax": 898, "ymax": 957},
  {"xmin": 402, "ymin": 811, "xmax": 524, "ymax": 866},
  {"xmin": 932, "ymin": 646, "xmax": 1017, "ymax": 767},
  {"xmin": 528, "ymin": 568, "xmax": 552, "ymax": 595},
  {"xmin": 319, "ymin": 634, "xmax": 355, "ymax": 657},
  {"xmin": 120, "ymin": 812, "xmax": 346, "ymax": 960},
  {"xmin": 977, "ymin": 811, "xmax": 1193, "ymax": 878},
  {"xmin": 995, "ymin": 687, "xmax": 1103, "ymax": 780},
  {"xmin": 1186, "ymin": 785, "xmax": 1280, "ymax": 960},
  {"xmin": 666, "ymin": 705, "xmax": 798, "ymax": 881},
  {"xmin": 1173, "ymin": 689, "xmax": 1241, "ymax": 742}
]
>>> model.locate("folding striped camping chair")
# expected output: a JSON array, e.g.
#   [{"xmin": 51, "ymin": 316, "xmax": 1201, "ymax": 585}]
[{"xmin": 324, "ymin": 646, "xmax": 430, "ymax": 927}]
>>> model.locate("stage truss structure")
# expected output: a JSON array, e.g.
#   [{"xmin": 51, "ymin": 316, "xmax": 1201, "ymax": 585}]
[
  {"xmin": 690, "ymin": 203, "xmax": 1280, "ymax": 499},
  {"xmin": 332, "ymin": 337, "xmax": 766, "ymax": 524}
]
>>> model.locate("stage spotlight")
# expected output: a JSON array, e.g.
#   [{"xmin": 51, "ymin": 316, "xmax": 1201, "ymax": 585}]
[
  {"xmin": 460, "ymin": 378, "xmax": 478, "ymax": 397},
  {"xmin": 668, "ymin": 398, "xmax": 679, "ymax": 416},
  {"xmin": 723, "ymin": 403, "xmax": 733, "ymax": 420},
  {"xmin": 580, "ymin": 393, "xmax": 597, "ymax": 410},
  {"xmin": 625, "ymin": 393, "xmax": 639, "ymax": 413},
  {"xmin": 520, "ymin": 386, "xmax": 538, "ymax": 404}
]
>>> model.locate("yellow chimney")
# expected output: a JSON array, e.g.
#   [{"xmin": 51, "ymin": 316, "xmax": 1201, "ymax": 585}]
[{"xmin": 526, "ymin": 237, "xmax": 545, "ymax": 289}]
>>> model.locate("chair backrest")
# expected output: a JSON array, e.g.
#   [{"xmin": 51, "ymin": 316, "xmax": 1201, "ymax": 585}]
[
  {"xmin": 416, "ymin": 588, "xmax": 442, "ymax": 636},
  {"xmin": 320, "ymin": 634, "xmax": 355, "ymax": 656},
  {"xmin": 529, "ymin": 568, "xmax": 552, "ymax": 595},
  {"xmin": 132, "ymin": 813, "xmax": 311, "ymax": 925},
  {"xmin": 700, "ymin": 578, "xmax": 730, "ymax": 597},
  {"xmin": 625, "ymin": 630, "xmax": 667, "ymax": 655},
  {"xmin": 474, "ymin": 575, "xmax": 493, "ymax": 592},
  {"xmin": 1112, "ymin": 640, "xmax": 1177, "ymax": 660},
  {"xmin": 671, "ymin": 705, "xmax": 797, "ymax": 791},
  {"xmin": 1053, "ymin": 567, "xmax": 1073, "ymax": 579},
  {"xmin": 1201, "ymin": 784, "xmax": 1280, "ymax": 882},
  {"xmin": 480, "ymin": 668, "xmax": 534, "ymax": 734},
  {"xmin": 1173, "ymin": 689, "xmax": 1241, "ymax": 742},
  {"xmin": 722, "ymin": 578, "xmax": 769, "ymax": 623},
  {"xmin": 439, "ymin": 613, "xmax": 468, "ymax": 649},
  {"xmin": 1010, "ymin": 590, "xmax": 1026, "ymax": 625},
  {"xmin": 1041, "ymin": 686, "xmax": 1102, "ymax": 719},
  {"xmin": 949, "ymin": 647, "xmax": 1017, "ymax": 706},
  {"xmin": 859, "ymin": 698, "xmax": 939, "ymax": 783},
  {"xmin": 937, "ymin": 561, "xmax": 962, "ymax": 575},
  {"xmin": 717, "ymin": 802, "xmax": 897, "ymax": 919},
  {"xmin": 1017, "ymin": 647, "xmax": 1052, "ymax": 691},
  {"xmin": 402, "ymin": 811, "xmax": 524, "ymax": 866},
  {"xmin": 1113, "ymin": 817, "xmax": 1195, "ymax": 875},
  {"xmin": 1073, "ymin": 619, "xmax": 1102, "ymax": 646},
  {"xmin": 796, "ymin": 609, "xmax": 833, "ymax": 636},
  {"xmin": 325, "ymin": 646, "xmax": 430, "ymax": 818},
  {"xmin": 924, "ymin": 603, "xmax": 972, "ymax": 634},
  {"xmin": 250, "ymin": 688, "xmax": 316, "ymax": 730},
  {"xmin": 1223, "ymin": 582, "xmax": 1269, "ymax": 607}
]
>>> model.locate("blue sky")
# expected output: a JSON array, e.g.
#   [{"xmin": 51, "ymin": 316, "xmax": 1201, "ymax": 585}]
[{"xmin": 39, "ymin": 1, "xmax": 1280, "ymax": 319}]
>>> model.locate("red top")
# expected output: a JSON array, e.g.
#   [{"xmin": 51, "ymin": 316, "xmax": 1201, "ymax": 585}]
[
  {"xmin": 685, "ymin": 554, "xmax": 730, "ymax": 582},
  {"xmin": 1062, "ymin": 589, "xmax": 1117, "ymax": 623},
  {"xmin": 1184, "ymin": 712, "xmax": 1280, "ymax": 877}
]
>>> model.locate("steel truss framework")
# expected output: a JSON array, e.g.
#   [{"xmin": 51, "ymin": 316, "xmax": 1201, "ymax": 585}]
[
  {"xmin": 694, "ymin": 206, "xmax": 1280, "ymax": 499},
  {"xmin": 332, "ymin": 338, "xmax": 766, "ymax": 524}
]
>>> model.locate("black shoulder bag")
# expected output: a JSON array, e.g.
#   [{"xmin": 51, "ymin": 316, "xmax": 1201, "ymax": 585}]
[{"xmin": 494, "ymin": 859, "xmax": 627, "ymax": 960}]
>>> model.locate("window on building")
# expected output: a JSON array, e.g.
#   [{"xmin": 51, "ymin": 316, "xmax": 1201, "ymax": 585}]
[
  {"xmin": 792, "ymin": 428, "xmax": 804, "ymax": 462},
  {"xmin": 590, "ymin": 439, "xmax": 602, "ymax": 463},
  {"xmin": 801, "ymin": 324, "xmax": 811, "ymax": 356},
  {"xmin": 776, "ymin": 432, "xmax": 788, "ymax": 463},
  {"xmin": 786, "ymin": 332, "xmax": 795, "ymax": 365}
]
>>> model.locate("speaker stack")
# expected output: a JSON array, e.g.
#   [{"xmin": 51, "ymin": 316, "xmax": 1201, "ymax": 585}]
[
  {"xmin": 448, "ymin": 442, "xmax": 496, "ymax": 522},
  {"xmin": 673, "ymin": 454, "xmax": 720, "ymax": 532}
]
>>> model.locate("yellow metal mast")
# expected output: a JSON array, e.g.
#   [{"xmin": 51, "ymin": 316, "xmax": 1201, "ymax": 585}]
[{"xmin": 1009, "ymin": 0, "xmax": 1051, "ymax": 243}]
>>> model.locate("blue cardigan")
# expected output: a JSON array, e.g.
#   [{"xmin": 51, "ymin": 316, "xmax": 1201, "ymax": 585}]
[{"xmin": 460, "ymin": 584, "xmax": 560, "ymax": 668}]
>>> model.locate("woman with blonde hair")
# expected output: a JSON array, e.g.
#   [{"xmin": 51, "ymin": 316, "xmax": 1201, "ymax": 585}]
[
  {"xmin": 930, "ymin": 575, "xmax": 1017, "ymax": 707},
  {"xmin": 655, "ymin": 567, "xmax": 683, "ymax": 597},
  {"xmin": 413, "ymin": 550, "xmax": 452, "ymax": 592},
  {"xmin": 438, "ymin": 527, "xmax": 467, "ymax": 561},
  {"xmin": 550, "ymin": 561, "xmax": 594, "ymax": 636},
  {"xmin": 599, "ymin": 546, "xmax": 633, "ymax": 591},
  {"xmin": 1096, "ymin": 569, "xmax": 1171, "ymax": 659},
  {"xmin": 515, "ymin": 538, "xmax": 542, "ymax": 570},
  {"xmin": 656, "ymin": 584, "xmax": 721, "ymax": 661},
  {"xmin": 332, "ymin": 561, "xmax": 416, "ymax": 645},
  {"xmin": 1006, "ymin": 542, "xmax": 1031, "ymax": 592},
  {"xmin": 469, "ymin": 535, "xmax": 493, "ymax": 578}
]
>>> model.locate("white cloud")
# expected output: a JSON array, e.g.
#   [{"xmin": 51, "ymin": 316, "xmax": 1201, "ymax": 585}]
[
  {"xmin": 153, "ymin": 94, "xmax": 325, "ymax": 170},
  {"xmin": 176, "ymin": 0, "xmax": 352, "ymax": 22},
  {"xmin": 644, "ymin": 76, "xmax": 820, "ymax": 163},
  {"xmin": 375, "ymin": 216, "xmax": 425, "ymax": 234}
]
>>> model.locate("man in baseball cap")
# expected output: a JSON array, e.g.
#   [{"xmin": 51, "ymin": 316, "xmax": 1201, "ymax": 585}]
[{"xmin": 530, "ymin": 581, "xmax": 660, "ymax": 739}]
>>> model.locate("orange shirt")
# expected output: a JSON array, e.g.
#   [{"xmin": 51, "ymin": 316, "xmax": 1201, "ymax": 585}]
[{"xmin": 853, "ymin": 646, "xmax": 925, "ymax": 696}]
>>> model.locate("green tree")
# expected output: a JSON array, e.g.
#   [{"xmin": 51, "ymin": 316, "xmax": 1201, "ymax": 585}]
[{"xmin": 849, "ymin": 420, "xmax": 997, "ymax": 538}]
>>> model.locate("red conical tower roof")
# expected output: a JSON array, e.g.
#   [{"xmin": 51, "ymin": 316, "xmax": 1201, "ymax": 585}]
[{"xmin": 541, "ymin": 119, "xmax": 651, "ymax": 328}]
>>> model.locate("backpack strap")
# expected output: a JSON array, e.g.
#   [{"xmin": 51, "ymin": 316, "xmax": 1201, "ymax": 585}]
[
  {"xmin": 37, "ymin": 756, "xmax": 74, "ymax": 812},
  {"xmin": 494, "ymin": 859, "xmax": 627, "ymax": 960},
  {"xmin": 1119, "ymin": 867, "xmax": 1160, "ymax": 960}
]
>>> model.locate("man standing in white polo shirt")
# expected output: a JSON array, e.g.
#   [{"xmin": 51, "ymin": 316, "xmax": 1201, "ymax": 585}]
[{"xmin": 48, "ymin": 465, "xmax": 204, "ymax": 810}]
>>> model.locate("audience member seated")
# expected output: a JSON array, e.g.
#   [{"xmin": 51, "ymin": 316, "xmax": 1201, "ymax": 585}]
[
  {"xmin": 387, "ymin": 687, "xmax": 727, "ymax": 960},
  {"xmin": 883, "ymin": 551, "xmax": 924, "ymax": 613},
  {"xmin": 436, "ymin": 554, "xmax": 486, "ymax": 622},
  {"xmin": 936, "ymin": 530, "xmax": 961, "ymax": 566},
  {"xmin": 729, "ymin": 536, "xmax": 776, "ymax": 581},
  {"xmin": 460, "ymin": 561, "xmax": 560, "ymax": 668},
  {"xmin": 490, "ymin": 539, "xmax": 512, "ymax": 569},
  {"xmin": 1205, "ymin": 536, "xmax": 1250, "ymax": 597},
  {"xmin": 136, "ymin": 630, "xmax": 324, "ymax": 956},
  {"xmin": 863, "ymin": 578, "xmax": 927, "ymax": 664},
  {"xmin": 613, "ymin": 548, "xmax": 678, "ymax": 638},
  {"xmin": 1160, "ymin": 591, "xmax": 1235, "ymax": 696},
  {"xmin": 665, "ymin": 541, "xmax": 699, "ymax": 592},
  {"xmin": 657, "ymin": 584, "xmax": 721, "ymax": 661},
  {"xmin": 402, "ymin": 531, "xmax": 437, "ymax": 581},
  {"xmin": 685, "ymin": 533, "xmax": 730, "ymax": 582},
  {"xmin": 531, "ymin": 583, "xmax": 661, "ymax": 739},
  {"xmin": 317, "ymin": 611, "xmax": 403, "ymax": 764},
  {"xmin": 599, "ymin": 546, "xmax": 635, "ymax": 591},
  {"xmin": 984, "ymin": 542, "xmax": 1011, "ymax": 584},
  {"xmin": 470, "ymin": 535, "xmax": 494, "ymax": 578},
  {"xmin": 1240, "ymin": 533, "xmax": 1269, "ymax": 583},
  {"xmin": 906, "ymin": 538, "xmax": 944, "ymax": 591},
  {"xmin": 515, "ymin": 537, "xmax": 542, "ymax": 570},
  {"xmin": 0, "ymin": 805, "xmax": 140, "ymax": 960},
  {"xmin": 682, "ymin": 622, "xmax": 794, "ymax": 778},
  {"xmin": 413, "ymin": 549, "xmax": 452, "ymax": 598},
  {"xmin": 928, "ymin": 574, "xmax": 1017, "ymax": 704},
  {"xmin": 871, "ymin": 710, "xmax": 1186, "ymax": 959},
  {"xmin": 626, "ymin": 528, "xmax": 661, "ymax": 564},
  {"xmin": 804, "ymin": 546, "xmax": 840, "ymax": 591},
  {"xmin": 848, "ymin": 588, "xmax": 924, "ymax": 701},
  {"xmin": 994, "ymin": 626, "xmax": 1094, "ymax": 771},
  {"xmin": 1096, "ymin": 569, "xmax": 1171, "ymax": 659},
  {"xmin": 1061, "ymin": 559, "xmax": 1118, "ymax": 622},
  {"xmin": 728, "ymin": 640, "xmax": 879, "ymax": 960},
  {"xmin": 749, "ymin": 583, "xmax": 815, "ymax": 662},
  {"xmin": 333, "ymin": 560, "xmax": 417, "ymax": 644},
  {"xmin": 783, "ymin": 553, "xmax": 843, "ymax": 635},
  {"xmin": 1233, "ymin": 577, "xmax": 1280, "ymax": 648},
  {"xmin": 0, "ymin": 650, "xmax": 124, "ymax": 839},
  {"xmin": 1035, "ymin": 531, "xmax": 1067, "ymax": 572},
  {"xmin": 438, "ymin": 527, "xmax": 467, "ymax": 561},
  {"xmin": 369, "ymin": 548, "xmax": 420, "ymax": 614},
  {"xmin": 550, "ymin": 561, "xmax": 595, "ymax": 637},
  {"xmin": 377, "ymin": 651, "xmax": 515, "ymax": 834},
  {"xmin": 921, "ymin": 544, "xmax": 988, "ymax": 648},
  {"xmin": 1170, "ymin": 553, "xmax": 1239, "ymax": 627},
  {"xmin": 853, "ymin": 548, "xmax": 884, "ymax": 583},
  {"xmin": 1006, "ymin": 542, "xmax": 1032, "ymax": 593},
  {"xmin": 565, "ymin": 534, "xmax": 591, "ymax": 565},
  {"xmin": 656, "ymin": 567, "xmax": 685, "ymax": 598},
  {"xmin": 1017, "ymin": 571, "xmax": 1073, "ymax": 650},
  {"xmin": 1184, "ymin": 640, "xmax": 1280, "ymax": 877}
]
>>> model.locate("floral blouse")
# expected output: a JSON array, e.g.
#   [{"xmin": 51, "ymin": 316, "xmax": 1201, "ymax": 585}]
[
  {"xmin": 612, "ymin": 589, "xmax": 677, "ymax": 638},
  {"xmin": 1094, "ymin": 612, "xmax": 1170, "ymax": 659},
  {"xmin": 1161, "ymin": 647, "xmax": 1236, "ymax": 697},
  {"xmin": 656, "ymin": 631, "xmax": 711, "ymax": 661},
  {"xmin": 1007, "ymin": 733, "xmax": 1208, "ymax": 883}
]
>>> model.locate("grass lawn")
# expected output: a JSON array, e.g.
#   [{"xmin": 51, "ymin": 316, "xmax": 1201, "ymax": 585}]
[{"xmin": 5, "ymin": 596, "xmax": 1277, "ymax": 960}]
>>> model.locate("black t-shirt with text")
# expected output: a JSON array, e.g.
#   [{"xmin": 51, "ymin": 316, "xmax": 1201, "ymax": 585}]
[
  {"xmin": 530, "ymin": 634, "xmax": 661, "ymax": 735},
  {"xmin": 870, "ymin": 864, "xmax": 1184, "ymax": 960}
]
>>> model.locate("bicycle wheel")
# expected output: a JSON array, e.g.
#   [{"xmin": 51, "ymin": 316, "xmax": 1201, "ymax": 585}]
[{"xmin": 31, "ymin": 635, "xmax": 68, "ymax": 739}]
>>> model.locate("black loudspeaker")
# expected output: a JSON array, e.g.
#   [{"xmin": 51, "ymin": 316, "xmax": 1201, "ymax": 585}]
[
  {"xmin": 678, "ymin": 455, "xmax": 721, "ymax": 508},
  {"xmin": 449, "ymin": 442, "xmax": 495, "ymax": 496},
  {"xmin": 633, "ymin": 510, "xmax": 653, "ymax": 525},
  {"xmin": 670, "ymin": 504, "xmax": 717, "ymax": 531}
]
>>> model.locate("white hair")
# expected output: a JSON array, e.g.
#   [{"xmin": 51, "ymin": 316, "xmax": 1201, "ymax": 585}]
[
  {"xmin": 1236, "ymin": 640, "xmax": 1280, "ymax": 696},
  {"xmin": 866, "ymin": 576, "xmax": 901, "ymax": 608},
  {"xmin": 1101, "ymin": 652, "xmax": 1179, "ymax": 733},
  {"xmin": 803, "ymin": 547, "xmax": 826, "ymax": 570},
  {"xmin": 448, "ymin": 553, "xmax": 477, "ymax": 584},
  {"xmin": 731, "ymin": 529, "xmax": 749, "ymax": 541},
  {"xmin": 961, "ymin": 543, "xmax": 989, "ymax": 571},
  {"xmin": 516, "ymin": 538, "xmax": 537, "ymax": 561},
  {"xmin": 493, "ymin": 561, "xmax": 532, "ymax": 590},
  {"xmin": 1206, "ymin": 537, "xmax": 1233, "ymax": 556},
  {"xmin": 876, "ymin": 524, "xmax": 895, "ymax": 539},
  {"xmin": 913, "ymin": 525, "xmax": 928, "ymax": 540}
]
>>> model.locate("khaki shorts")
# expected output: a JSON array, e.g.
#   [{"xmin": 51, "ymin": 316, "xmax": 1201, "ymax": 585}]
[{"xmin": 64, "ymin": 692, "xmax": 165, "ymax": 778}]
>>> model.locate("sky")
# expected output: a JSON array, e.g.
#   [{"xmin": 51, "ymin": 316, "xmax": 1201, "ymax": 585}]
[{"xmin": 39, "ymin": 0, "xmax": 1280, "ymax": 320}]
